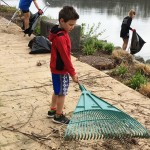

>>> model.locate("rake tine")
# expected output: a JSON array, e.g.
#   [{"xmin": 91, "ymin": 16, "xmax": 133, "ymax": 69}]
[
  {"xmin": 80, "ymin": 122, "xmax": 84, "ymax": 140},
  {"xmin": 97, "ymin": 122, "xmax": 102, "ymax": 139},
  {"xmin": 78, "ymin": 122, "xmax": 82, "ymax": 140},
  {"xmin": 94, "ymin": 122, "xmax": 99, "ymax": 140},
  {"xmin": 134, "ymin": 121, "xmax": 149, "ymax": 137},
  {"xmin": 124, "ymin": 119, "xmax": 141, "ymax": 137},
  {"xmin": 108, "ymin": 112, "xmax": 121, "ymax": 138},
  {"xmin": 95, "ymin": 112, "xmax": 101, "ymax": 139},
  {"xmin": 77, "ymin": 123, "xmax": 81, "ymax": 140},
  {"xmin": 91, "ymin": 122, "xmax": 94, "ymax": 140},
  {"xmin": 86, "ymin": 122, "xmax": 90, "ymax": 140}
]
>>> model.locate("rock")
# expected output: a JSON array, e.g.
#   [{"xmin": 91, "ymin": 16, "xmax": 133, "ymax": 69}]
[
  {"xmin": 40, "ymin": 19, "xmax": 81, "ymax": 51},
  {"xmin": 134, "ymin": 55, "xmax": 145, "ymax": 63},
  {"xmin": 146, "ymin": 59, "xmax": 150, "ymax": 64},
  {"xmin": 78, "ymin": 56, "xmax": 115, "ymax": 70},
  {"xmin": 115, "ymin": 46, "xmax": 122, "ymax": 50}
]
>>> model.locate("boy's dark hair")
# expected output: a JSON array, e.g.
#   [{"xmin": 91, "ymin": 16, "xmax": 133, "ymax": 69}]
[{"xmin": 59, "ymin": 6, "xmax": 79, "ymax": 22}]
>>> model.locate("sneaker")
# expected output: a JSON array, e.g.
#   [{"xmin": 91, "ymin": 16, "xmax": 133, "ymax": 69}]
[
  {"xmin": 52, "ymin": 114, "xmax": 70, "ymax": 124},
  {"xmin": 47, "ymin": 110, "xmax": 56, "ymax": 118},
  {"xmin": 24, "ymin": 27, "xmax": 30, "ymax": 34}
]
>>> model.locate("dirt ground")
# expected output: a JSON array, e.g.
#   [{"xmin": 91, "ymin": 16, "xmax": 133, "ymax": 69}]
[{"xmin": 0, "ymin": 16, "xmax": 150, "ymax": 150}]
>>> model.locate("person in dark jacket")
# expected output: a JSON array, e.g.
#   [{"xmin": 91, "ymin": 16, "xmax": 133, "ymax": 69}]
[
  {"xmin": 47, "ymin": 6, "xmax": 79, "ymax": 124},
  {"xmin": 19, "ymin": 0, "xmax": 43, "ymax": 30},
  {"xmin": 120, "ymin": 9, "xmax": 136, "ymax": 50}
]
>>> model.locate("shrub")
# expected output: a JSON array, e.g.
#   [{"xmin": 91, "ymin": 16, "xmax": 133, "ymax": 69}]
[
  {"xmin": 104, "ymin": 42, "xmax": 114, "ymax": 54},
  {"xmin": 111, "ymin": 63, "xmax": 128, "ymax": 77},
  {"xmin": 128, "ymin": 71, "xmax": 148, "ymax": 90},
  {"xmin": 82, "ymin": 37, "xmax": 97, "ymax": 55},
  {"xmin": 95, "ymin": 40, "xmax": 105, "ymax": 50},
  {"xmin": 81, "ymin": 22, "xmax": 105, "ymax": 40},
  {"xmin": 81, "ymin": 23, "xmax": 106, "ymax": 55},
  {"xmin": 0, "ymin": 6, "xmax": 16, "ymax": 13},
  {"xmin": 81, "ymin": 23, "xmax": 86, "ymax": 37},
  {"xmin": 34, "ymin": 16, "xmax": 51, "ymax": 35}
]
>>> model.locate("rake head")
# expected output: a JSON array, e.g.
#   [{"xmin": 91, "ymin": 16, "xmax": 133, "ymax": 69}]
[
  {"xmin": 65, "ymin": 110, "xmax": 150, "ymax": 140},
  {"xmin": 64, "ymin": 84, "xmax": 150, "ymax": 141}
]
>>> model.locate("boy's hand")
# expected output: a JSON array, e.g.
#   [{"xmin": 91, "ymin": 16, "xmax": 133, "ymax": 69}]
[{"xmin": 71, "ymin": 75, "xmax": 78, "ymax": 83}]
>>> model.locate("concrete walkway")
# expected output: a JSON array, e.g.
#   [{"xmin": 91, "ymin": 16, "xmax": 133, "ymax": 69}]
[{"xmin": 0, "ymin": 17, "xmax": 150, "ymax": 150}]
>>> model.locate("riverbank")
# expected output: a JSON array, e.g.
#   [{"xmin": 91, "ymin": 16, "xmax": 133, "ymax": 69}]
[
  {"xmin": 0, "ymin": 14, "xmax": 150, "ymax": 150},
  {"xmin": 1, "ymin": 5, "xmax": 150, "ymax": 97}
]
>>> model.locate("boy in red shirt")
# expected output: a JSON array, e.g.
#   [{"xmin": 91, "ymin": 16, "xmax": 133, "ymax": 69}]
[{"xmin": 48, "ymin": 6, "xmax": 79, "ymax": 124}]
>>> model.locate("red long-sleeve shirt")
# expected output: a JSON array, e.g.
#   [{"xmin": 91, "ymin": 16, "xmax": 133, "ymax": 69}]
[{"xmin": 48, "ymin": 25, "xmax": 76, "ymax": 76}]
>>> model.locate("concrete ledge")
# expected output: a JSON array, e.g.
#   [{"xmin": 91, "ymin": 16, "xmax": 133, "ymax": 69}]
[{"xmin": 40, "ymin": 19, "xmax": 81, "ymax": 51}]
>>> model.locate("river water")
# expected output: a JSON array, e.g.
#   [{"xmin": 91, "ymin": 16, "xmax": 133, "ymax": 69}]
[{"xmin": 3, "ymin": 0, "xmax": 150, "ymax": 61}]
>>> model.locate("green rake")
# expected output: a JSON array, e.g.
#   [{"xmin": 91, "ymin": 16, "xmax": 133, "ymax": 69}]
[{"xmin": 64, "ymin": 84, "xmax": 150, "ymax": 140}]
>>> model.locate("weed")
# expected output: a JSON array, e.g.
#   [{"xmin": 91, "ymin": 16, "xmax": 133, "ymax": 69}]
[
  {"xmin": 104, "ymin": 42, "xmax": 114, "ymax": 54},
  {"xmin": 82, "ymin": 37, "xmax": 97, "ymax": 55},
  {"xmin": 34, "ymin": 16, "xmax": 51, "ymax": 35},
  {"xmin": 95, "ymin": 40, "xmax": 105, "ymax": 50},
  {"xmin": 81, "ymin": 23, "xmax": 86, "ymax": 37},
  {"xmin": 112, "ymin": 63, "xmax": 128, "ymax": 77},
  {"xmin": 81, "ymin": 23, "xmax": 106, "ymax": 55},
  {"xmin": 128, "ymin": 71, "xmax": 147, "ymax": 90}
]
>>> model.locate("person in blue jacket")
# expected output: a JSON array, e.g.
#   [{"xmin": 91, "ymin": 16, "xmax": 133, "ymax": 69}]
[
  {"xmin": 120, "ymin": 9, "xmax": 136, "ymax": 50},
  {"xmin": 19, "ymin": 0, "xmax": 43, "ymax": 31}
]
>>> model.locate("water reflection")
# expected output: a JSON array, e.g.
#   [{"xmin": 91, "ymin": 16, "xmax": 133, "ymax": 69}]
[
  {"xmin": 46, "ymin": 0, "xmax": 150, "ymax": 19},
  {"xmin": 42, "ymin": 0, "xmax": 150, "ymax": 60}
]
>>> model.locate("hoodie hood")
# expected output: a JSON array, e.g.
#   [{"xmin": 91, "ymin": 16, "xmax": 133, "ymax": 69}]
[{"xmin": 48, "ymin": 25, "xmax": 66, "ymax": 42}]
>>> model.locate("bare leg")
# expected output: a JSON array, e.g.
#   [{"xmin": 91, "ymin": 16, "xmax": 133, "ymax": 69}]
[
  {"xmin": 51, "ymin": 93, "xmax": 58, "ymax": 108},
  {"xmin": 23, "ymin": 12, "xmax": 30, "ymax": 30},
  {"xmin": 122, "ymin": 38, "xmax": 129, "ymax": 50},
  {"xmin": 56, "ymin": 95, "xmax": 65, "ymax": 114}
]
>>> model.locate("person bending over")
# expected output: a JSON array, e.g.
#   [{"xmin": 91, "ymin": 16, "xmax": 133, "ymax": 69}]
[
  {"xmin": 19, "ymin": 0, "xmax": 43, "ymax": 30},
  {"xmin": 120, "ymin": 9, "xmax": 136, "ymax": 50}
]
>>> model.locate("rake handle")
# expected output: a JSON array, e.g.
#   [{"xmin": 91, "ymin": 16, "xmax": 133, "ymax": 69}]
[{"xmin": 78, "ymin": 83, "xmax": 86, "ymax": 91}]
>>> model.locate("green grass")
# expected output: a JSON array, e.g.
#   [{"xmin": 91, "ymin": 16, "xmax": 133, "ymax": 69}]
[
  {"xmin": 128, "ymin": 71, "xmax": 148, "ymax": 90},
  {"xmin": 0, "ymin": 5, "xmax": 16, "ymax": 13},
  {"xmin": 104, "ymin": 42, "xmax": 115, "ymax": 54},
  {"xmin": 111, "ymin": 63, "xmax": 128, "ymax": 77}
]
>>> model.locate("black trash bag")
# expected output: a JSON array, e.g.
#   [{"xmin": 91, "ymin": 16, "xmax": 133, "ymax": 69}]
[
  {"xmin": 28, "ymin": 36, "xmax": 51, "ymax": 54},
  {"xmin": 130, "ymin": 31, "xmax": 146, "ymax": 55}
]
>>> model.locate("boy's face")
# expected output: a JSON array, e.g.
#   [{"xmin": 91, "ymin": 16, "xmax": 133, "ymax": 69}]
[{"xmin": 60, "ymin": 18, "xmax": 77, "ymax": 32}]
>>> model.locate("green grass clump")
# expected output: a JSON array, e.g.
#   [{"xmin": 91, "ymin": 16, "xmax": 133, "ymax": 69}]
[
  {"xmin": 82, "ymin": 37, "xmax": 97, "ymax": 55},
  {"xmin": 128, "ymin": 71, "xmax": 147, "ymax": 90},
  {"xmin": 95, "ymin": 40, "xmax": 105, "ymax": 50},
  {"xmin": 112, "ymin": 63, "xmax": 128, "ymax": 77},
  {"xmin": 0, "ymin": 6, "xmax": 16, "ymax": 13},
  {"xmin": 104, "ymin": 42, "xmax": 114, "ymax": 54},
  {"xmin": 81, "ymin": 22, "xmax": 106, "ymax": 55}
]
